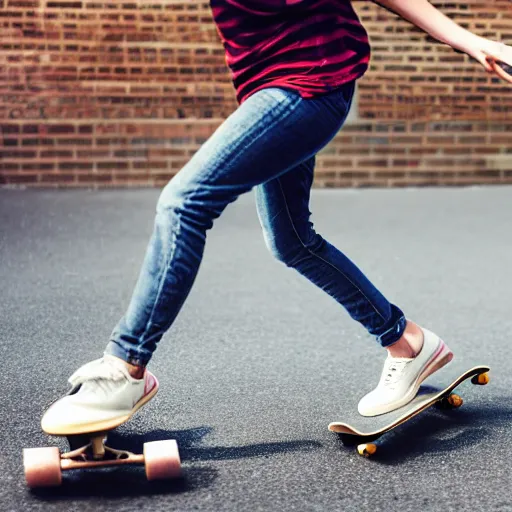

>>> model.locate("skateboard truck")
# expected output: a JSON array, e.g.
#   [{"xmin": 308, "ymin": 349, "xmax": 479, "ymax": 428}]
[{"xmin": 23, "ymin": 435, "xmax": 181, "ymax": 488}]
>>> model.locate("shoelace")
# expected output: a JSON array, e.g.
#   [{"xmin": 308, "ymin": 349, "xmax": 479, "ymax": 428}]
[
  {"xmin": 68, "ymin": 357, "xmax": 128, "ymax": 388},
  {"xmin": 382, "ymin": 359, "xmax": 411, "ymax": 388}
]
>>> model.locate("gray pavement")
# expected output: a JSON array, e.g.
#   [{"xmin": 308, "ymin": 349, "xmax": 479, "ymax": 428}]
[{"xmin": 1, "ymin": 186, "xmax": 511, "ymax": 512}]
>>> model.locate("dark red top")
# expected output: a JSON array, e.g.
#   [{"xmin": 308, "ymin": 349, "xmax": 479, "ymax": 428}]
[{"xmin": 210, "ymin": 0, "xmax": 371, "ymax": 104}]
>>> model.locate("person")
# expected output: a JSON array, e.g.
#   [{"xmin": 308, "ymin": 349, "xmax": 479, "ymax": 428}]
[{"xmin": 42, "ymin": 0, "xmax": 512, "ymax": 434}]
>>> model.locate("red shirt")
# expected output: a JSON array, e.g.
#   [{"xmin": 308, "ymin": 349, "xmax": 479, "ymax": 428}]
[{"xmin": 210, "ymin": 0, "xmax": 371, "ymax": 104}]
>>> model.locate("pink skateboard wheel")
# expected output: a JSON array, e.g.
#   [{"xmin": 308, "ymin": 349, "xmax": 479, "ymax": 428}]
[
  {"xmin": 143, "ymin": 439, "xmax": 181, "ymax": 481},
  {"xmin": 23, "ymin": 447, "xmax": 62, "ymax": 488}
]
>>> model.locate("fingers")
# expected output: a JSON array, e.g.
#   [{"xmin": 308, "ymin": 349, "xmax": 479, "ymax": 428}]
[
  {"xmin": 480, "ymin": 41, "xmax": 512, "ymax": 83},
  {"xmin": 488, "ymin": 57, "xmax": 512, "ymax": 84},
  {"xmin": 480, "ymin": 55, "xmax": 494, "ymax": 73}
]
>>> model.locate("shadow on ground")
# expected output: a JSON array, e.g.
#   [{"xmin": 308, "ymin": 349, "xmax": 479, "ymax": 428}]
[
  {"xmin": 31, "ymin": 426, "xmax": 322, "ymax": 501},
  {"xmin": 109, "ymin": 426, "xmax": 323, "ymax": 462}
]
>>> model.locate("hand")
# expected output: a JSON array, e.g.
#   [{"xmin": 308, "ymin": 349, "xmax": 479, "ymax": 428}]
[
  {"xmin": 462, "ymin": 37, "xmax": 512, "ymax": 80},
  {"xmin": 483, "ymin": 41, "xmax": 512, "ymax": 83}
]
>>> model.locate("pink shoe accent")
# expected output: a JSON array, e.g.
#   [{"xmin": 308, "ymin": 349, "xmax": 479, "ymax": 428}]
[
  {"xmin": 144, "ymin": 372, "xmax": 159, "ymax": 397},
  {"xmin": 419, "ymin": 339, "xmax": 454, "ymax": 384}
]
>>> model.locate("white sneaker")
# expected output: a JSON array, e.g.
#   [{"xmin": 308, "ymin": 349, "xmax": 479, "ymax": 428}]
[
  {"xmin": 41, "ymin": 355, "xmax": 158, "ymax": 435},
  {"xmin": 358, "ymin": 328, "xmax": 453, "ymax": 417}
]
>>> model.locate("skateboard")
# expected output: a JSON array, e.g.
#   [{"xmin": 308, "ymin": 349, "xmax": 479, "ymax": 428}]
[
  {"xmin": 23, "ymin": 375, "xmax": 181, "ymax": 488},
  {"xmin": 328, "ymin": 365, "xmax": 490, "ymax": 457}
]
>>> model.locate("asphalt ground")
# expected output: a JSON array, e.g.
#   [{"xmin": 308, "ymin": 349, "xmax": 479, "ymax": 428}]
[{"xmin": 1, "ymin": 186, "xmax": 511, "ymax": 512}]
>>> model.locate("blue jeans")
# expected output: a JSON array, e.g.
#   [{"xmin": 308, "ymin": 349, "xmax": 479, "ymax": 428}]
[{"xmin": 105, "ymin": 82, "xmax": 406, "ymax": 366}]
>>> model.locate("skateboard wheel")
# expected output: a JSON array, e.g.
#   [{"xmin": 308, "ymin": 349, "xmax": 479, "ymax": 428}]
[
  {"xmin": 357, "ymin": 443, "xmax": 377, "ymax": 457},
  {"xmin": 144, "ymin": 440, "xmax": 181, "ymax": 481},
  {"xmin": 446, "ymin": 393, "xmax": 463, "ymax": 408},
  {"xmin": 471, "ymin": 373, "xmax": 490, "ymax": 385},
  {"xmin": 23, "ymin": 447, "xmax": 62, "ymax": 488}
]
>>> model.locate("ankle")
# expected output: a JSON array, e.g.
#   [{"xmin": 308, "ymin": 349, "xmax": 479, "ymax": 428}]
[
  {"xmin": 386, "ymin": 320, "xmax": 424, "ymax": 358},
  {"xmin": 126, "ymin": 362, "xmax": 145, "ymax": 379},
  {"xmin": 106, "ymin": 354, "xmax": 145, "ymax": 379}
]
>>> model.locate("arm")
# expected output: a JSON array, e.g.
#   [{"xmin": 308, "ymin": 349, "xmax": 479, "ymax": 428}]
[{"xmin": 372, "ymin": 0, "xmax": 511, "ymax": 74}]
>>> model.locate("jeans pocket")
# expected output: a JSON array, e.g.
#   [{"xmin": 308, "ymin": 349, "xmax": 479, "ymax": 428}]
[
  {"xmin": 336, "ymin": 80, "xmax": 356, "ymax": 113},
  {"xmin": 321, "ymin": 81, "xmax": 356, "ymax": 120}
]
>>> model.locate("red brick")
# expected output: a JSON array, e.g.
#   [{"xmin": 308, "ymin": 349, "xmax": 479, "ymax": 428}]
[{"xmin": 1, "ymin": 2, "xmax": 510, "ymax": 188}]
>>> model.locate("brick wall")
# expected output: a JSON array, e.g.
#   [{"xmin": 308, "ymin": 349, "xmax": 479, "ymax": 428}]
[{"xmin": 1, "ymin": 0, "xmax": 511, "ymax": 188}]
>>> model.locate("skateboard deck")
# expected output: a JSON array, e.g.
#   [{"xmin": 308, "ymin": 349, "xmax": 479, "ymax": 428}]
[
  {"xmin": 328, "ymin": 365, "xmax": 490, "ymax": 457},
  {"xmin": 23, "ymin": 375, "xmax": 181, "ymax": 488}
]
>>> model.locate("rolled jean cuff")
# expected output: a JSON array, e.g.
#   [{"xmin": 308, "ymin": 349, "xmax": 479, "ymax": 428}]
[
  {"xmin": 104, "ymin": 340, "xmax": 150, "ymax": 367},
  {"xmin": 376, "ymin": 305, "xmax": 407, "ymax": 347}
]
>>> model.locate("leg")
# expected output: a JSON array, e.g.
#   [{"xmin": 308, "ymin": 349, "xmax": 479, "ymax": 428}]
[
  {"xmin": 106, "ymin": 83, "xmax": 357, "ymax": 367},
  {"xmin": 256, "ymin": 157, "xmax": 453, "ymax": 417},
  {"xmin": 42, "ymin": 84, "xmax": 358, "ymax": 433},
  {"xmin": 255, "ymin": 157, "xmax": 405, "ymax": 346}
]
